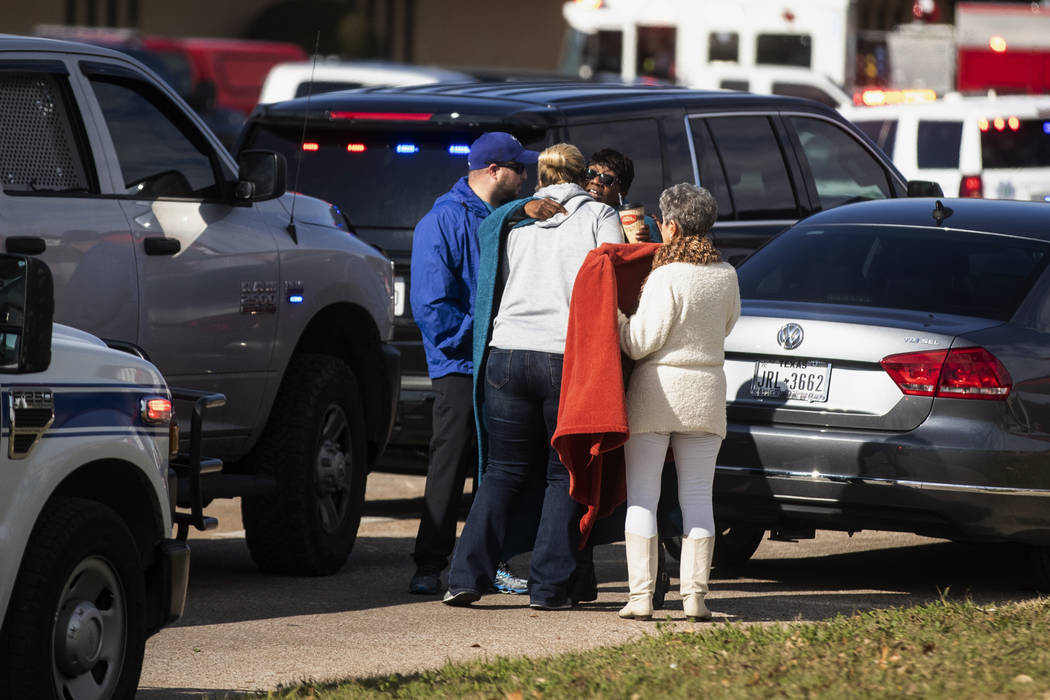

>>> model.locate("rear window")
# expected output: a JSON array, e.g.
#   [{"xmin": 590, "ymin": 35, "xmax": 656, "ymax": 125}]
[
  {"xmin": 981, "ymin": 118, "xmax": 1050, "ymax": 168},
  {"xmin": 917, "ymin": 120, "xmax": 963, "ymax": 168},
  {"xmin": 243, "ymin": 123, "xmax": 545, "ymax": 229},
  {"xmin": 739, "ymin": 224, "xmax": 1050, "ymax": 321}
]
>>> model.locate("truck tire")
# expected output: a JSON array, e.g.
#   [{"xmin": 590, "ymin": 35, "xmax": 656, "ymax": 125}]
[
  {"xmin": 0, "ymin": 497, "xmax": 146, "ymax": 700},
  {"xmin": 242, "ymin": 354, "xmax": 368, "ymax": 575}
]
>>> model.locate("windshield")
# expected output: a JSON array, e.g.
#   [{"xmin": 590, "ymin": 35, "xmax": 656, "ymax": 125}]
[
  {"xmin": 243, "ymin": 123, "xmax": 546, "ymax": 232},
  {"xmin": 738, "ymin": 223, "xmax": 1050, "ymax": 321}
]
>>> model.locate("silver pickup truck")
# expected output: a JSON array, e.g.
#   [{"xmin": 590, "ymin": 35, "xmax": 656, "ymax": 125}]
[{"xmin": 0, "ymin": 35, "xmax": 400, "ymax": 576}]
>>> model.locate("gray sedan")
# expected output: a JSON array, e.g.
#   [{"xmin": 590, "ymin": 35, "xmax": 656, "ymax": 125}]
[{"xmin": 713, "ymin": 197, "xmax": 1050, "ymax": 586}]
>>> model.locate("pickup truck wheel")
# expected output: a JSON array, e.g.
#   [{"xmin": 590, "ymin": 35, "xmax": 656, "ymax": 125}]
[
  {"xmin": 0, "ymin": 497, "xmax": 146, "ymax": 700},
  {"xmin": 242, "ymin": 354, "xmax": 367, "ymax": 575}
]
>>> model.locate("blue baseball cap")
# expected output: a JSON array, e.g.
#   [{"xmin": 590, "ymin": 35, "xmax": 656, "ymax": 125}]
[{"xmin": 467, "ymin": 132, "xmax": 539, "ymax": 170}]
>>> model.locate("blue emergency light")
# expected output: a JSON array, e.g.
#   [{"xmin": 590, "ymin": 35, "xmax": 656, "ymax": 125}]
[
  {"xmin": 396, "ymin": 143, "xmax": 419, "ymax": 154},
  {"xmin": 448, "ymin": 144, "xmax": 470, "ymax": 155}
]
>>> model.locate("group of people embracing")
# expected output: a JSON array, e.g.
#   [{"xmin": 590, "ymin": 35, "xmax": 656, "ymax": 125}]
[{"xmin": 408, "ymin": 131, "xmax": 740, "ymax": 620}]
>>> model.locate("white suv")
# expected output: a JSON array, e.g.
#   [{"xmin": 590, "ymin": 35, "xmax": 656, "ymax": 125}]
[{"xmin": 841, "ymin": 93, "xmax": 1050, "ymax": 201}]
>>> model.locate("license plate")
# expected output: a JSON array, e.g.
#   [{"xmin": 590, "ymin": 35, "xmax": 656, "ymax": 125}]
[{"xmin": 750, "ymin": 359, "xmax": 831, "ymax": 402}]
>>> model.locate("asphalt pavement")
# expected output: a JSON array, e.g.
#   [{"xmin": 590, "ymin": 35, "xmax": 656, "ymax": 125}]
[{"xmin": 138, "ymin": 471, "xmax": 1041, "ymax": 698}]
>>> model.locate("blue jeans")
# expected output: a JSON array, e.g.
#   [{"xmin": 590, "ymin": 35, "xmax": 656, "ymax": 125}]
[{"xmin": 447, "ymin": 348, "xmax": 581, "ymax": 605}]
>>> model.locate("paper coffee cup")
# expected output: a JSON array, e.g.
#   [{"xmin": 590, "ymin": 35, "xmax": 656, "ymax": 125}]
[{"xmin": 619, "ymin": 203, "xmax": 646, "ymax": 243}]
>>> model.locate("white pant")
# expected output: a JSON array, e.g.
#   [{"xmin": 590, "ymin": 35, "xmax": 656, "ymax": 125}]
[{"xmin": 623, "ymin": 431, "xmax": 721, "ymax": 539}]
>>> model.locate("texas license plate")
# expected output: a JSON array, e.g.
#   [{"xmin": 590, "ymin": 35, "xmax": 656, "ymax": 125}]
[{"xmin": 750, "ymin": 359, "xmax": 831, "ymax": 402}]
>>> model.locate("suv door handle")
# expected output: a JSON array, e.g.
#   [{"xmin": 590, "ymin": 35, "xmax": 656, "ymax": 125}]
[
  {"xmin": 143, "ymin": 237, "xmax": 181, "ymax": 256},
  {"xmin": 5, "ymin": 236, "xmax": 46, "ymax": 255}
]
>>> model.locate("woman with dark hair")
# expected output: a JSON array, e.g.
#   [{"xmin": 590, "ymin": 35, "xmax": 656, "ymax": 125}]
[
  {"xmin": 616, "ymin": 183, "xmax": 740, "ymax": 621},
  {"xmin": 585, "ymin": 148, "xmax": 660, "ymax": 243},
  {"xmin": 443, "ymin": 143, "xmax": 625, "ymax": 610}
]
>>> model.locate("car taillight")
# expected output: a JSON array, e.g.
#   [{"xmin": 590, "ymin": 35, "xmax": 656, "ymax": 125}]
[
  {"xmin": 959, "ymin": 175, "xmax": 983, "ymax": 198},
  {"xmin": 881, "ymin": 347, "xmax": 1011, "ymax": 400}
]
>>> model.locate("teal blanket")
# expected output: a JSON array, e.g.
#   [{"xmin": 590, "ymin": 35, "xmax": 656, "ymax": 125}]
[{"xmin": 471, "ymin": 196, "xmax": 534, "ymax": 479}]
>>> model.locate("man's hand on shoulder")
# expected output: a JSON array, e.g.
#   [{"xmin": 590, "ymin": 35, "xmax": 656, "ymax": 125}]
[{"xmin": 523, "ymin": 198, "xmax": 567, "ymax": 221}]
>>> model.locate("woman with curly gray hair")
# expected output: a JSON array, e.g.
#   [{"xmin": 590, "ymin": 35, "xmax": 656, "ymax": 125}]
[{"xmin": 616, "ymin": 183, "xmax": 740, "ymax": 621}]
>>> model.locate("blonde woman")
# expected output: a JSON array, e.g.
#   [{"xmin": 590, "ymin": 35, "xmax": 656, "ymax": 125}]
[
  {"xmin": 444, "ymin": 143, "xmax": 624, "ymax": 610},
  {"xmin": 617, "ymin": 184, "xmax": 740, "ymax": 621}
]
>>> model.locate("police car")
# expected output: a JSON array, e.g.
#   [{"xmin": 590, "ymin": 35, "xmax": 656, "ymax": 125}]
[
  {"xmin": 0, "ymin": 255, "xmax": 216, "ymax": 698},
  {"xmin": 842, "ymin": 93, "xmax": 1050, "ymax": 201}
]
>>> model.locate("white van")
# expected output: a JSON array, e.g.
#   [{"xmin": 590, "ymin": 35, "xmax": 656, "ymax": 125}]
[
  {"xmin": 841, "ymin": 94, "xmax": 1050, "ymax": 201},
  {"xmin": 258, "ymin": 59, "xmax": 475, "ymax": 104}
]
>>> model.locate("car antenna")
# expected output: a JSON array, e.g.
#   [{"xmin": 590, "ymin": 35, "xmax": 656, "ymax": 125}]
[
  {"xmin": 287, "ymin": 30, "xmax": 322, "ymax": 244},
  {"xmin": 932, "ymin": 199, "xmax": 954, "ymax": 226}
]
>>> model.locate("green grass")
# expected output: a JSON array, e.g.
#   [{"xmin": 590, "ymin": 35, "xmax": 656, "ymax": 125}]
[{"xmin": 233, "ymin": 597, "xmax": 1050, "ymax": 699}]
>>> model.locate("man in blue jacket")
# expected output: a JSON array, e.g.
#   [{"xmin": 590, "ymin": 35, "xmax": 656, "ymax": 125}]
[{"xmin": 409, "ymin": 132, "xmax": 563, "ymax": 595}]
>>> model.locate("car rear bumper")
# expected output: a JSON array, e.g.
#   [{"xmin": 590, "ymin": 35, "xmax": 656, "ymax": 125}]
[{"xmin": 715, "ymin": 418, "xmax": 1050, "ymax": 546}]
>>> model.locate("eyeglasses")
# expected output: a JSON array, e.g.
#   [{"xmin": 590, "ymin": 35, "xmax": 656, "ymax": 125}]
[
  {"xmin": 492, "ymin": 161, "xmax": 526, "ymax": 174},
  {"xmin": 586, "ymin": 168, "xmax": 619, "ymax": 186}
]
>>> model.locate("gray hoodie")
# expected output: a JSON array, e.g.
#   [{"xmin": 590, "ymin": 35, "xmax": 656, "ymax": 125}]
[{"xmin": 489, "ymin": 182, "xmax": 624, "ymax": 354}]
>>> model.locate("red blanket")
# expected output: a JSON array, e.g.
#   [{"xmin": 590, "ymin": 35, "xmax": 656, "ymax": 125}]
[{"xmin": 552, "ymin": 242, "xmax": 659, "ymax": 545}]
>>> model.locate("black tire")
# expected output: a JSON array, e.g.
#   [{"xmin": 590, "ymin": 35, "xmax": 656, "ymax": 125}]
[
  {"xmin": 713, "ymin": 524, "xmax": 766, "ymax": 570},
  {"xmin": 242, "ymin": 354, "xmax": 368, "ymax": 575},
  {"xmin": 0, "ymin": 497, "xmax": 146, "ymax": 700}
]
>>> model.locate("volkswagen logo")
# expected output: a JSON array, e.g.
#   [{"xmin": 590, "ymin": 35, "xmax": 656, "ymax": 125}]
[{"xmin": 777, "ymin": 323, "xmax": 804, "ymax": 350}]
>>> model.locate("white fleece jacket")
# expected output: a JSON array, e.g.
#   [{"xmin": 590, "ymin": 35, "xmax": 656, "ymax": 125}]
[
  {"xmin": 618, "ymin": 260, "xmax": 740, "ymax": 437},
  {"xmin": 490, "ymin": 182, "xmax": 624, "ymax": 354}
]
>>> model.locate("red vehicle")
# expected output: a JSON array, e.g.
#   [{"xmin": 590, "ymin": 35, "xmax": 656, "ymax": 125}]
[
  {"xmin": 143, "ymin": 36, "xmax": 306, "ymax": 115},
  {"xmin": 955, "ymin": 2, "xmax": 1050, "ymax": 94}
]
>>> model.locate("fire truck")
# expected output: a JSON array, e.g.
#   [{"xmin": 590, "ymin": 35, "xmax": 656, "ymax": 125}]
[{"xmin": 955, "ymin": 2, "xmax": 1050, "ymax": 94}]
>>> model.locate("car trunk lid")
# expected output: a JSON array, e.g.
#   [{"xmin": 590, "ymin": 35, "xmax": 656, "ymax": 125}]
[{"xmin": 725, "ymin": 301, "xmax": 1004, "ymax": 431}]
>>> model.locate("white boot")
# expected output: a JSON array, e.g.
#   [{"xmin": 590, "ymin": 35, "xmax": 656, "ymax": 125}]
[
  {"xmin": 680, "ymin": 535, "xmax": 715, "ymax": 621},
  {"xmin": 618, "ymin": 532, "xmax": 658, "ymax": 620}
]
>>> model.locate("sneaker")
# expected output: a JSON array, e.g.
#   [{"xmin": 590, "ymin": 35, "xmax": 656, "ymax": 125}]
[
  {"xmin": 529, "ymin": 598, "xmax": 573, "ymax": 611},
  {"xmin": 492, "ymin": 561, "xmax": 528, "ymax": 594},
  {"xmin": 442, "ymin": 589, "xmax": 481, "ymax": 607},
  {"xmin": 409, "ymin": 571, "xmax": 441, "ymax": 595}
]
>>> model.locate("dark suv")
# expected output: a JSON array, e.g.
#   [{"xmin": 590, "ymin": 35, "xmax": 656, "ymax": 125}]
[{"xmin": 237, "ymin": 82, "xmax": 916, "ymax": 470}]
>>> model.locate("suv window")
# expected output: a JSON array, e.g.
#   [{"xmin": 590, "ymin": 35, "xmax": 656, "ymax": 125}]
[
  {"xmin": 567, "ymin": 119, "xmax": 663, "ymax": 209},
  {"xmin": 691, "ymin": 115, "xmax": 800, "ymax": 220},
  {"xmin": 0, "ymin": 72, "xmax": 94, "ymax": 194},
  {"xmin": 87, "ymin": 76, "xmax": 221, "ymax": 198},
  {"xmin": 789, "ymin": 116, "xmax": 893, "ymax": 208},
  {"xmin": 853, "ymin": 119, "xmax": 898, "ymax": 157},
  {"xmin": 917, "ymin": 120, "xmax": 963, "ymax": 168},
  {"xmin": 981, "ymin": 118, "xmax": 1050, "ymax": 168}
]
